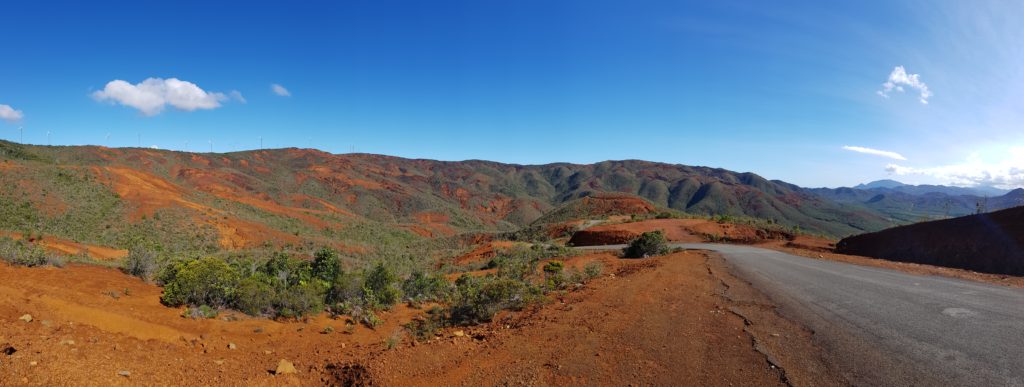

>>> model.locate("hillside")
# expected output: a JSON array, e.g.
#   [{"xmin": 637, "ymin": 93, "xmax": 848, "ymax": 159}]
[
  {"xmin": 836, "ymin": 206, "xmax": 1024, "ymax": 276},
  {"xmin": 0, "ymin": 140, "xmax": 893, "ymax": 259},
  {"xmin": 529, "ymin": 193, "xmax": 658, "ymax": 225}
]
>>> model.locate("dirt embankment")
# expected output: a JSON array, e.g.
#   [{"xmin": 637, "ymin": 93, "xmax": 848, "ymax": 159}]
[
  {"xmin": 836, "ymin": 206, "xmax": 1024, "ymax": 276},
  {"xmin": 569, "ymin": 218, "xmax": 792, "ymax": 246}
]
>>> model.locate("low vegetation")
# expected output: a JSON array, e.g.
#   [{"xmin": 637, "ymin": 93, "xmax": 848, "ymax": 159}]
[
  {"xmin": 0, "ymin": 237, "xmax": 64, "ymax": 267},
  {"xmin": 622, "ymin": 231, "xmax": 669, "ymax": 258}
]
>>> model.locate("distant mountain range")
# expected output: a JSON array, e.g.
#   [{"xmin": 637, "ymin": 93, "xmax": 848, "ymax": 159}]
[
  {"xmin": 852, "ymin": 179, "xmax": 1010, "ymax": 197},
  {"xmin": 811, "ymin": 180, "xmax": 1024, "ymax": 224}
]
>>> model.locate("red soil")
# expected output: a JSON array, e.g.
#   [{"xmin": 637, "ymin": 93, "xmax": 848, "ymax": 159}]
[
  {"xmin": 368, "ymin": 251, "xmax": 794, "ymax": 386},
  {"xmin": 575, "ymin": 193, "xmax": 657, "ymax": 215},
  {"xmin": 453, "ymin": 241, "xmax": 516, "ymax": 266},
  {"xmin": 0, "ymin": 231, "xmax": 127, "ymax": 261},
  {"xmin": 0, "ymin": 262, "xmax": 423, "ymax": 386},
  {"xmin": 95, "ymin": 166, "xmax": 299, "ymax": 249},
  {"xmin": 0, "ymin": 250, "xmax": 819, "ymax": 386}
]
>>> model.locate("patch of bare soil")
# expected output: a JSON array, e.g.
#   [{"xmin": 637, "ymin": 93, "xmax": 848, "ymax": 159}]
[
  {"xmin": 452, "ymin": 241, "xmax": 516, "ymax": 266},
  {"xmin": 0, "ymin": 231, "xmax": 127, "ymax": 261},
  {"xmin": 363, "ymin": 251, "xmax": 820, "ymax": 386}
]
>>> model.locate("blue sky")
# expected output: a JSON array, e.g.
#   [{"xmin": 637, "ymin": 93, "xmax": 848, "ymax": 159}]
[{"xmin": 1, "ymin": 1, "xmax": 1023, "ymax": 188}]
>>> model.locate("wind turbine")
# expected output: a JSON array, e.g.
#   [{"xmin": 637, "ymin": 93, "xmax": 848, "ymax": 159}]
[
  {"xmin": 105, "ymin": 133, "xmax": 111, "ymax": 147},
  {"xmin": 46, "ymin": 131, "xmax": 51, "ymax": 146},
  {"xmin": 18, "ymin": 126, "xmax": 23, "ymax": 143}
]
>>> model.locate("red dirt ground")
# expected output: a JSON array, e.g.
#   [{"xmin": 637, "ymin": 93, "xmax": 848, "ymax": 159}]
[
  {"xmin": 452, "ymin": 241, "xmax": 516, "ymax": 266},
  {"xmin": 0, "ymin": 231, "xmax": 127, "ymax": 261},
  {"xmin": 0, "ymin": 250, "xmax": 830, "ymax": 386},
  {"xmin": 572, "ymin": 193, "xmax": 657, "ymax": 216}
]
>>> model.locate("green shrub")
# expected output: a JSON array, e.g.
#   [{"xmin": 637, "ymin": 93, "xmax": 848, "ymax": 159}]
[
  {"xmin": 449, "ymin": 274, "xmax": 540, "ymax": 324},
  {"xmin": 327, "ymin": 271, "xmax": 364, "ymax": 305},
  {"xmin": 275, "ymin": 281, "xmax": 326, "ymax": 318},
  {"xmin": 121, "ymin": 247, "xmax": 160, "ymax": 281},
  {"xmin": 542, "ymin": 260, "xmax": 566, "ymax": 290},
  {"xmin": 401, "ymin": 270, "xmax": 451, "ymax": 303},
  {"xmin": 363, "ymin": 263, "xmax": 400, "ymax": 309},
  {"xmin": 622, "ymin": 231, "xmax": 669, "ymax": 258},
  {"xmin": 233, "ymin": 275, "xmax": 277, "ymax": 316},
  {"xmin": 0, "ymin": 237, "xmax": 61, "ymax": 267},
  {"xmin": 311, "ymin": 247, "xmax": 341, "ymax": 283},
  {"xmin": 542, "ymin": 260, "xmax": 564, "ymax": 274},
  {"xmin": 160, "ymin": 257, "xmax": 241, "ymax": 308},
  {"xmin": 182, "ymin": 305, "xmax": 219, "ymax": 319},
  {"xmin": 583, "ymin": 262, "xmax": 603, "ymax": 279},
  {"xmin": 261, "ymin": 252, "xmax": 313, "ymax": 287},
  {"xmin": 405, "ymin": 306, "xmax": 448, "ymax": 341}
]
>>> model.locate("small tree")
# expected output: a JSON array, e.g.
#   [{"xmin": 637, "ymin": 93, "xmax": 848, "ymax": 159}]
[
  {"xmin": 622, "ymin": 231, "xmax": 669, "ymax": 258},
  {"xmin": 363, "ymin": 263, "xmax": 400, "ymax": 310},
  {"xmin": 311, "ymin": 247, "xmax": 341, "ymax": 283}
]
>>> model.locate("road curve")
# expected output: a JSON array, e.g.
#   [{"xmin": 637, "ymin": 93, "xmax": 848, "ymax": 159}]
[{"xmin": 579, "ymin": 243, "xmax": 1024, "ymax": 386}]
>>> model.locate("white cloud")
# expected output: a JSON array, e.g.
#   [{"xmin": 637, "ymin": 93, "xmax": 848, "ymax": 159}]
[
  {"xmin": 0, "ymin": 104, "xmax": 23, "ymax": 123},
  {"xmin": 885, "ymin": 147, "xmax": 1024, "ymax": 188},
  {"xmin": 92, "ymin": 78, "xmax": 230, "ymax": 116},
  {"xmin": 843, "ymin": 145, "xmax": 907, "ymax": 160},
  {"xmin": 271, "ymin": 83, "xmax": 291, "ymax": 97},
  {"xmin": 877, "ymin": 66, "xmax": 932, "ymax": 104}
]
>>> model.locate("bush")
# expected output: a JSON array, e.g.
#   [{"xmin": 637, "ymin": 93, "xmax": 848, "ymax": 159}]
[
  {"xmin": 311, "ymin": 247, "xmax": 341, "ymax": 283},
  {"xmin": 275, "ymin": 281, "xmax": 326, "ymax": 318},
  {"xmin": 583, "ymin": 262, "xmax": 603, "ymax": 279},
  {"xmin": 182, "ymin": 305, "xmax": 219, "ymax": 319},
  {"xmin": 233, "ymin": 275, "xmax": 277, "ymax": 316},
  {"xmin": 405, "ymin": 306, "xmax": 448, "ymax": 341},
  {"xmin": 401, "ymin": 270, "xmax": 451, "ymax": 303},
  {"xmin": 122, "ymin": 247, "xmax": 160, "ymax": 281},
  {"xmin": 363, "ymin": 263, "xmax": 400, "ymax": 310},
  {"xmin": 449, "ymin": 274, "xmax": 540, "ymax": 324},
  {"xmin": 622, "ymin": 231, "xmax": 669, "ymax": 258},
  {"xmin": 542, "ymin": 260, "xmax": 564, "ymax": 275},
  {"xmin": 160, "ymin": 257, "xmax": 241, "ymax": 308},
  {"xmin": 327, "ymin": 271, "xmax": 364, "ymax": 305},
  {"xmin": 542, "ymin": 260, "xmax": 566, "ymax": 290},
  {"xmin": 0, "ymin": 237, "xmax": 61, "ymax": 267}
]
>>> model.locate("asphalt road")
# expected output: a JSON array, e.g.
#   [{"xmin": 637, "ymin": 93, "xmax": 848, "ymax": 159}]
[{"xmin": 580, "ymin": 243, "xmax": 1024, "ymax": 386}]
